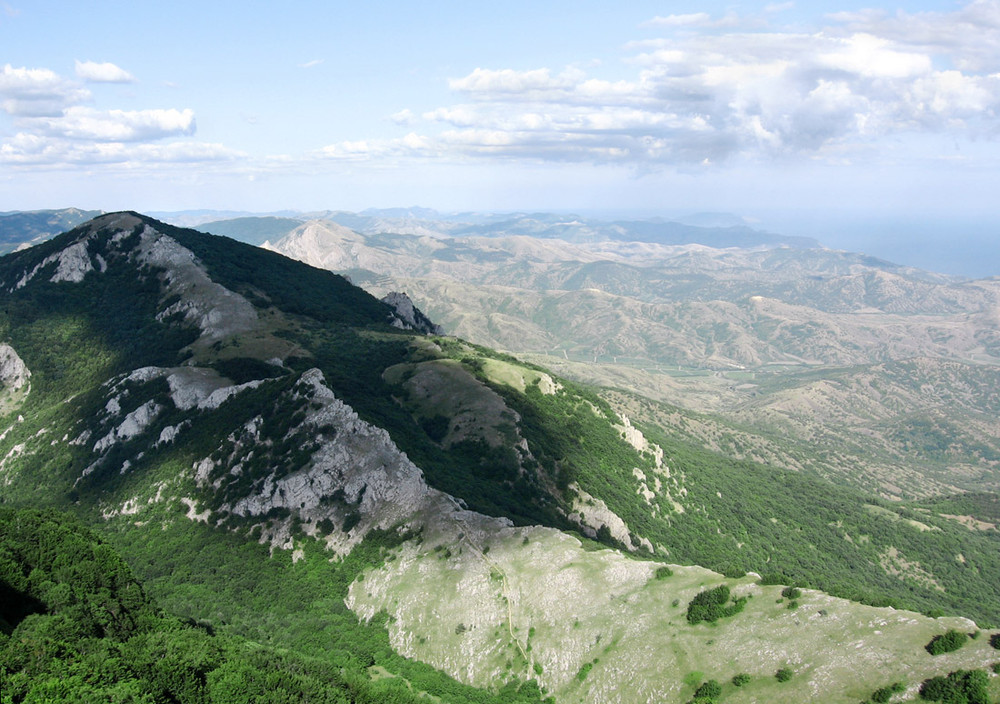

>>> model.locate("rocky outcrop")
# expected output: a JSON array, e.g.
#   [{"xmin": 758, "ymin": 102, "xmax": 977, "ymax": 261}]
[
  {"xmin": 0, "ymin": 344, "xmax": 30, "ymax": 392},
  {"xmin": 198, "ymin": 367, "xmax": 503, "ymax": 555},
  {"xmin": 135, "ymin": 224, "xmax": 259, "ymax": 344},
  {"xmin": 382, "ymin": 291, "xmax": 444, "ymax": 335}
]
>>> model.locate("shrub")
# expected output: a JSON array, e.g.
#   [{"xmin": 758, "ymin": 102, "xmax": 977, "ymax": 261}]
[
  {"xmin": 925, "ymin": 630, "xmax": 967, "ymax": 655},
  {"xmin": 686, "ymin": 585, "xmax": 748, "ymax": 625},
  {"xmin": 990, "ymin": 633, "xmax": 1000, "ymax": 650},
  {"xmin": 731, "ymin": 673, "xmax": 751, "ymax": 687},
  {"xmin": 693, "ymin": 679, "xmax": 721, "ymax": 700},
  {"xmin": 781, "ymin": 586, "xmax": 801, "ymax": 600},
  {"xmin": 655, "ymin": 565, "xmax": 673, "ymax": 580},
  {"xmin": 775, "ymin": 668, "xmax": 793, "ymax": 683},
  {"xmin": 919, "ymin": 669, "xmax": 988, "ymax": 703},
  {"xmin": 871, "ymin": 681, "xmax": 905, "ymax": 703}
]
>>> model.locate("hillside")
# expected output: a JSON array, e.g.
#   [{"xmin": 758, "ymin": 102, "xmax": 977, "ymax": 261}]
[
  {"xmin": 2, "ymin": 213, "xmax": 999, "ymax": 702},
  {"xmin": 261, "ymin": 219, "xmax": 999, "ymax": 370},
  {"xmin": 259, "ymin": 218, "xmax": 1000, "ymax": 500}
]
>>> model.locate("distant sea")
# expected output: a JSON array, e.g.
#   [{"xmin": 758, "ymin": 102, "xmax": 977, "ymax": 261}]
[{"xmin": 759, "ymin": 213, "xmax": 1000, "ymax": 279}]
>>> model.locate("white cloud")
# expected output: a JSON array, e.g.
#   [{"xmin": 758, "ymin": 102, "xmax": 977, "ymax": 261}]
[
  {"xmin": 34, "ymin": 107, "xmax": 196, "ymax": 142},
  {"xmin": 390, "ymin": 2, "xmax": 1000, "ymax": 168},
  {"xmin": 299, "ymin": 59, "xmax": 323, "ymax": 68},
  {"xmin": 450, "ymin": 67, "xmax": 583, "ymax": 96},
  {"xmin": 0, "ymin": 133, "xmax": 243, "ymax": 167},
  {"xmin": 644, "ymin": 13, "xmax": 713, "ymax": 28},
  {"xmin": 75, "ymin": 60, "xmax": 135, "ymax": 83},
  {"xmin": 1, "ymin": 62, "xmax": 239, "ymax": 173},
  {"xmin": 817, "ymin": 34, "xmax": 931, "ymax": 79},
  {"xmin": 314, "ymin": 132, "xmax": 435, "ymax": 161},
  {"xmin": 390, "ymin": 108, "xmax": 416, "ymax": 125},
  {"xmin": 0, "ymin": 63, "xmax": 89, "ymax": 116}
]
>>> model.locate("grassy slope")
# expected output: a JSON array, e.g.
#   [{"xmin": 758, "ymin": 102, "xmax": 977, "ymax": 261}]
[{"xmin": 350, "ymin": 521, "xmax": 1000, "ymax": 704}]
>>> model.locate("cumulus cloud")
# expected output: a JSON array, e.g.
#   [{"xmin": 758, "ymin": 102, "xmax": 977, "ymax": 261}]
[
  {"xmin": 0, "ymin": 63, "xmax": 89, "ymax": 116},
  {"xmin": 0, "ymin": 62, "xmax": 234, "ymax": 171},
  {"xmin": 34, "ymin": 107, "xmax": 196, "ymax": 142},
  {"xmin": 314, "ymin": 132, "xmax": 434, "ymax": 161},
  {"xmin": 401, "ymin": 2, "xmax": 1000, "ymax": 168},
  {"xmin": 75, "ymin": 60, "xmax": 135, "ymax": 83},
  {"xmin": 0, "ymin": 132, "xmax": 243, "ymax": 167},
  {"xmin": 390, "ymin": 108, "xmax": 416, "ymax": 125}
]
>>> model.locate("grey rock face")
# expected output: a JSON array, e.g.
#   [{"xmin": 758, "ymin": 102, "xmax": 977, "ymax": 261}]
[
  {"xmin": 0, "ymin": 344, "xmax": 30, "ymax": 391},
  {"xmin": 382, "ymin": 291, "xmax": 444, "ymax": 335}
]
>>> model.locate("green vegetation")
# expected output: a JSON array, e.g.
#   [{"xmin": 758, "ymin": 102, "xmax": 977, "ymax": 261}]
[
  {"xmin": 631, "ymin": 420, "xmax": 1000, "ymax": 627},
  {"xmin": 870, "ymin": 681, "xmax": 906, "ymax": 703},
  {"xmin": 775, "ymin": 667, "xmax": 793, "ymax": 682},
  {"xmin": 692, "ymin": 679, "xmax": 721, "ymax": 701},
  {"xmin": 731, "ymin": 673, "xmax": 751, "ymax": 687},
  {"xmin": 926, "ymin": 630, "xmax": 968, "ymax": 656},
  {"xmin": 918, "ymin": 669, "xmax": 990, "ymax": 703},
  {"xmin": 0, "ymin": 508, "xmax": 550, "ymax": 704},
  {"xmin": 781, "ymin": 586, "xmax": 801, "ymax": 600},
  {"xmin": 4, "ymin": 215, "xmax": 1000, "ymax": 702},
  {"xmin": 686, "ymin": 585, "xmax": 747, "ymax": 625},
  {"xmin": 990, "ymin": 633, "xmax": 1000, "ymax": 649}
]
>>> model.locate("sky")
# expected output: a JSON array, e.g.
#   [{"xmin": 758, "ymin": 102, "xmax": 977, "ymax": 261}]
[{"xmin": 1, "ymin": 1, "xmax": 999, "ymax": 274}]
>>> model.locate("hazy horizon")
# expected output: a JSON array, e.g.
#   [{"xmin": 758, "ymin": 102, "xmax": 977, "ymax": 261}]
[{"xmin": 3, "ymin": 1, "xmax": 998, "ymax": 275}]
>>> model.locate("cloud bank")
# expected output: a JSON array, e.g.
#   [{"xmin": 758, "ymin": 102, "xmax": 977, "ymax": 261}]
[
  {"xmin": 353, "ymin": 1, "xmax": 1000, "ymax": 169},
  {"xmin": 1, "ymin": 61, "xmax": 237, "ymax": 169}
]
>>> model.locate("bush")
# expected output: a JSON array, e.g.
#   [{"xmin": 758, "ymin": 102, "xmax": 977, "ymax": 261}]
[
  {"xmin": 693, "ymin": 679, "xmax": 721, "ymax": 700},
  {"xmin": 731, "ymin": 673, "xmax": 751, "ymax": 687},
  {"xmin": 655, "ymin": 565, "xmax": 673, "ymax": 580},
  {"xmin": 775, "ymin": 668, "xmax": 793, "ymax": 683},
  {"xmin": 919, "ymin": 669, "xmax": 989, "ymax": 703},
  {"xmin": 990, "ymin": 632, "xmax": 1000, "ymax": 650},
  {"xmin": 686, "ymin": 585, "xmax": 748, "ymax": 625},
  {"xmin": 871, "ymin": 681, "xmax": 905, "ymax": 703},
  {"xmin": 925, "ymin": 630, "xmax": 967, "ymax": 655},
  {"xmin": 781, "ymin": 586, "xmax": 801, "ymax": 600}
]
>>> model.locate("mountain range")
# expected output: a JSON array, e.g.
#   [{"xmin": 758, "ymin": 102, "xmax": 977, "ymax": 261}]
[{"xmin": 1, "ymin": 212, "xmax": 999, "ymax": 703}]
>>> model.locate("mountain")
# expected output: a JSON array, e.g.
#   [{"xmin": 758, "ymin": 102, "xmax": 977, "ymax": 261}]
[
  {"xmin": 262, "ymin": 218, "xmax": 997, "ymax": 370},
  {"xmin": 0, "ymin": 208, "xmax": 102, "ymax": 254},
  {"xmin": 2, "ymin": 213, "xmax": 999, "ymax": 703},
  {"xmin": 257, "ymin": 219, "xmax": 1000, "ymax": 501}
]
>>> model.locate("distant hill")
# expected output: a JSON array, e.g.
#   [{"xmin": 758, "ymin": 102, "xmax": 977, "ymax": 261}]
[
  {"xmin": 197, "ymin": 215, "xmax": 305, "ymax": 245},
  {"xmin": 263, "ymin": 219, "xmax": 997, "ymax": 370},
  {"xmin": 0, "ymin": 208, "xmax": 102, "ymax": 253}
]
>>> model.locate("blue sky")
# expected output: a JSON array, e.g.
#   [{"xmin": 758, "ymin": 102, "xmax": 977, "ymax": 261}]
[{"xmin": 2, "ymin": 1, "xmax": 999, "ymax": 272}]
